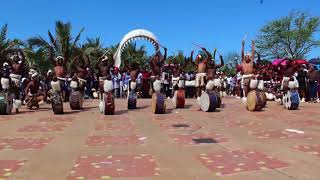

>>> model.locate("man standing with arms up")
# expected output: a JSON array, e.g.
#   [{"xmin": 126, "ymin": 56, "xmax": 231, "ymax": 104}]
[
  {"xmin": 241, "ymin": 40, "xmax": 255, "ymax": 102},
  {"xmin": 190, "ymin": 47, "xmax": 212, "ymax": 100},
  {"xmin": 149, "ymin": 47, "xmax": 167, "ymax": 93}
]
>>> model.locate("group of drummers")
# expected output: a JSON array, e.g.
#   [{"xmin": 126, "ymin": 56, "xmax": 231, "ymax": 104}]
[{"xmin": 0, "ymin": 39, "xmax": 315, "ymax": 115}]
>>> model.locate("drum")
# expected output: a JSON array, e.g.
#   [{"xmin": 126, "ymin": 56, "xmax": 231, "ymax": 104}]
[
  {"xmin": 103, "ymin": 92, "xmax": 115, "ymax": 115},
  {"xmin": 215, "ymin": 90, "xmax": 222, "ymax": 108},
  {"xmin": 152, "ymin": 92, "xmax": 166, "ymax": 114},
  {"xmin": 261, "ymin": 91, "xmax": 267, "ymax": 107},
  {"xmin": 52, "ymin": 92, "xmax": 64, "ymax": 114},
  {"xmin": 246, "ymin": 90, "xmax": 266, "ymax": 111},
  {"xmin": 172, "ymin": 89, "xmax": 185, "ymax": 108},
  {"xmin": 0, "ymin": 92, "xmax": 13, "ymax": 115},
  {"xmin": 128, "ymin": 91, "xmax": 137, "ymax": 109},
  {"xmin": 283, "ymin": 90, "xmax": 299, "ymax": 110},
  {"xmin": 69, "ymin": 90, "xmax": 83, "ymax": 110},
  {"xmin": 200, "ymin": 91, "xmax": 218, "ymax": 112}
]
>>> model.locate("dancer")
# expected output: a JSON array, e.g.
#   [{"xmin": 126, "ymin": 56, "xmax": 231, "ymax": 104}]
[
  {"xmin": 241, "ymin": 40, "xmax": 255, "ymax": 101},
  {"xmin": 280, "ymin": 58, "xmax": 299, "ymax": 94},
  {"xmin": 124, "ymin": 60, "xmax": 141, "ymax": 109},
  {"xmin": 149, "ymin": 47, "xmax": 167, "ymax": 93},
  {"xmin": 190, "ymin": 47, "xmax": 212, "ymax": 99},
  {"xmin": 10, "ymin": 51, "xmax": 26, "ymax": 112},
  {"xmin": 205, "ymin": 49, "xmax": 224, "ymax": 91},
  {"xmin": 24, "ymin": 72, "xmax": 47, "ymax": 109},
  {"xmin": 95, "ymin": 54, "xmax": 114, "ymax": 99}
]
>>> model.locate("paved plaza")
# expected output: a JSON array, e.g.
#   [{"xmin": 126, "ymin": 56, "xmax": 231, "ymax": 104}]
[{"xmin": 0, "ymin": 97, "xmax": 319, "ymax": 180}]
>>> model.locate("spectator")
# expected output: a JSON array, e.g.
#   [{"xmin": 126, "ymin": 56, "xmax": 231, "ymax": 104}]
[
  {"xmin": 161, "ymin": 71, "xmax": 170, "ymax": 97},
  {"xmin": 136, "ymin": 72, "xmax": 142, "ymax": 98},
  {"xmin": 297, "ymin": 66, "xmax": 307, "ymax": 102},
  {"xmin": 113, "ymin": 68, "xmax": 121, "ymax": 98},
  {"xmin": 308, "ymin": 65, "xmax": 318, "ymax": 103}
]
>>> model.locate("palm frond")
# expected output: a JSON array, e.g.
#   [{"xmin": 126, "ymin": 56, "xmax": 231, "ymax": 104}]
[
  {"xmin": 0, "ymin": 24, "xmax": 8, "ymax": 45},
  {"xmin": 73, "ymin": 27, "xmax": 84, "ymax": 46}
]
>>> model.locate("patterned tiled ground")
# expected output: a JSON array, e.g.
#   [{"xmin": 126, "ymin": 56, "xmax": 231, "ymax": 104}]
[
  {"xmin": 1, "ymin": 98, "xmax": 320, "ymax": 179},
  {"xmin": 292, "ymin": 145, "xmax": 320, "ymax": 158},
  {"xmin": 17, "ymin": 123, "xmax": 67, "ymax": 132},
  {"xmin": 196, "ymin": 150, "xmax": 288, "ymax": 176},
  {"xmin": 0, "ymin": 137, "xmax": 54, "ymax": 150},
  {"xmin": 38, "ymin": 117, "xmax": 74, "ymax": 123},
  {"xmin": 0, "ymin": 160, "xmax": 26, "ymax": 179},
  {"xmin": 94, "ymin": 120, "xmax": 135, "ymax": 131},
  {"xmin": 85, "ymin": 135, "xmax": 145, "ymax": 147},
  {"xmin": 286, "ymin": 120, "xmax": 320, "ymax": 127},
  {"xmin": 225, "ymin": 120, "xmax": 263, "ymax": 128},
  {"xmin": 67, "ymin": 155, "xmax": 159, "ymax": 179},
  {"xmin": 0, "ymin": 117, "xmax": 13, "ymax": 121},
  {"xmin": 248, "ymin": 129, "xmax": 312, "ymax": 140}
]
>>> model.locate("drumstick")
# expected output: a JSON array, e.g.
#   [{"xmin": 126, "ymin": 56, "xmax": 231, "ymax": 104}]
[
  {"xmin": 100, "ymin": 49, "xmax": 110, "ymax": 60},
  {"xmin": 158, "ymin": 43, "xmax": 167, "ymax": 49},
  {"xmin": 192, "ymin": 43, "xmax": 204, "ymax": 49},
  {"xmin": 243, "ymin": 33, "xmax": 248, "ymax": 41}
]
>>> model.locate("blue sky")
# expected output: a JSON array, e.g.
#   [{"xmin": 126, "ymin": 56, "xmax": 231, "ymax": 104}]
[{"xmin": 1, "ymin": 0, "xmax": 319, "ymax": 59}]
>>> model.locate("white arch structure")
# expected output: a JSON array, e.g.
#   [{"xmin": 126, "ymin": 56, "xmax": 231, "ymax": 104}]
[{"xmin": 113, "ymin": 29, "xmax": 161, "ymax": 68}]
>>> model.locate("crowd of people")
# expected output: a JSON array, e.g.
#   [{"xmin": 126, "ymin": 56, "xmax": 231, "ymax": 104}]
[{"xmin": 0, "ymin": 39, "xmax": 319, "ymax": 114}]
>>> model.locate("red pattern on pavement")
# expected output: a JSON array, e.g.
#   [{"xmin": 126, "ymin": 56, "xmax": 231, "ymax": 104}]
[
  {"xmin": 292, "ymin": 145, "xmax": 320, "ymax": 158},
  {"xmin": 225, "ymin": 120, "xmax": 263, "ymax": 128},
  {"xmin": 94, "ymin": 121, "xmax": 134, "ymax": 131},
  {"xmin": 286, "ymin": 120, "xmax": 320, "ymax": 127},
  {"xmin": 196, "ymin": 150, "xmax": 288, "ymax": 176},
  {"xmin": 17, "ymin": 123, "xmax": 67, "ymax": 132},
  {"xmin": 0, "ymin": 160, "xmax": 26, "ymax": 179},
  {"xmin": 0, "ymin": 137, "xmax": 54, "ymax": 150},
  {"xmin": 67, "ymin": 154, "xmax": 159, "ymax": 179},
  {"xmin": 249, "ymin": 129, "xmax": 312, "ymax": 140},
  {"xmin": 85, "ymin": 135, "xmax": 145, "ymax": 146},
  {"xmin": 38, "ymin": 117, "xmax": 74, "ymax": 123}
]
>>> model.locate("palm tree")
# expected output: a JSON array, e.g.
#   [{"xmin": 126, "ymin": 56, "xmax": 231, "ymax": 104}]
[
  {"xmin": 121, "ymin": 43, "xmax": 148, "ymax": 68},
  {"xmin": 27, "ymin": 21, "xmax": 84, "ymax": 71},
  {"xmin": 0, "ymin": 24, "xmax": 22, "ymax": 65}
]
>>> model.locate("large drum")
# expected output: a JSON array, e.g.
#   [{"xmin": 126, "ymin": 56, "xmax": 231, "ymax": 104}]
[
  {"xmin": 99, "ymin": 93, "xmax": 115, "ymax": 115},
  {"xmin": 152, "ymin": 92, "xmax": 166, "ymax": 114},
  {"xmin": 200, "ymin": 91, "xmax": 218, "ymax": 112},
  {"xmin": 246, "ymin": 90, "xmax": 266, "ymax": 111},
  {"xmin": 283, "ymin": 90, "xmax": 299, "ymax": 110},
  {"xmin": 172, "ymin": 89, "xmax": 185, "ymax": 108},
  {"xmin": 261, "ymin": 91, "xmax": 267, "ymax": 107},
  {"xmin": 69, "ymin": 90, "xmax": 83, "ymax": 110},
  {"xmin": 128, "ymin": 91, "xmax": 137, "ymax": 109},
  {"xmin": 0, "ymin": 92, "xmax": 13, "ymax": 115},
  {"xmin": 214, "ymin": 90, "xmax": 222, "ymax": 108},
  {"xmin": 52, "ymin": 92, "xmax": 64, "ymax": 114}
]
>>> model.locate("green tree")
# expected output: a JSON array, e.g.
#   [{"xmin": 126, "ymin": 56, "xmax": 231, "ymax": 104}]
[
  {"xmin": 28, "ymin": 21, "xmax": 84, "ymax": 71},
  {"xmin": 0, "ymin": 24, "xmax": 22, "ymax": 65},
  {"xmin": 256, "ymin": 11, "xmax": 320, "ymax": 59},
  {"xmin": 121, "ymin": 43, "xmax": 148, "ymax": 69}
]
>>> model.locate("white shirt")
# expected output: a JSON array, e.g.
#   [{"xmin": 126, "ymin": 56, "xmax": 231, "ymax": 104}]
[
  {"xmin": 113, "ymin": 73, "xmax": 121, "ymax": 89},
  {"xmin": 137, "ymin": 73, "xmax": 142, "ymax": 84}
]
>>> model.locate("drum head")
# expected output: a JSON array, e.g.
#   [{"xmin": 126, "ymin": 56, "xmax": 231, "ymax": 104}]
[
  {"xmin": 284, "ymin": 91, "xmax": 291, "ymax": 109},
  {"xmin": 200, "ymin": 91, "xmax": 210, "ymax": 112},
  {"xmin": 247, "ymin": 91, "xmax": 257, "ymax": 111}
]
